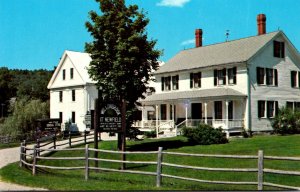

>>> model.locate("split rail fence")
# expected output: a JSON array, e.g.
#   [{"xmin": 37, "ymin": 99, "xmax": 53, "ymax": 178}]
[{"xmin": 19, "ymin": 141, "xmax": 300, "ymax": 191}]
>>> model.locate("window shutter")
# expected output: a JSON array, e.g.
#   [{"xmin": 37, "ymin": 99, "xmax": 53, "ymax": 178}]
[
  {"xmin": 257, "ymin": 67, "xmax": 261, "ymax": 84},
  {"xmin": 161, "ymin": 77, "xmax": 165, "ymax": 91},
  {"xmin": 275, "ymin": 101, "xmax": 279, "ymax": 116},
  {"xmin": 274, "ymin": 69, "xmax": 278, "ymax": 86},
  {"xmin": 199, "ymin": 72, "xmax": 202, "ymax": 88},
  {"xmin": 176, "ymin": 75, "xmax": 179, "ymax": 90},
  {"xmin": 223, "ymin": 68, "xmax": 226, "ymax": 84},
  {"xmin": 267, "ymin": 101, "xmax": 271, "ymax": 118},
  {"xmin": 233, "ymin": 67, "xmax": 237, "ymax": 84},
  {"xmin": 298, "ymin": 72, "xmax": 300, "ymax": 89},
  {"xmin": 190, "ymin": 73, "xmax": 194, "ymax": 88},
  {"xmin": 258, "ymin": 100, "xmax": 265, "ymax": 118},
  {"xmin": 214, "ymin": 70, "xmax": 217, "ymax": 86},
  {"xmin": 281, "ymin": 42, "xmax": 285, "ymax": 58},
  {"xmin": 291, "ymin": 71, "xmax": 296, "ymax": 87}
]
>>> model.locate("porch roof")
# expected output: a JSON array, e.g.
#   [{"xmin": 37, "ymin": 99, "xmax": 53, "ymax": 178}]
[{"xmin": 141, "ymin": 88, "xmax": 246, "ymax": 104}]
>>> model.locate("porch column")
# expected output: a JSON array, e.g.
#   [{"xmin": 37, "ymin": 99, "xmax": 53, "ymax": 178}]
[
  {"xmin": 141, "ymin": 106, "xmax": 145, "ymax": 129},
  {"xmin": 204, "ymin": 102, "xmax": 208, "ymax": 124},
  {"xmin": 156, "ymin": 105, "xmax": 159, "ymax": 138},
  {"xmin": 185, "ymin": 104, "xmax": 188, "ymax": 127},
  {"xmin": 225, "ymin": 100, "xmax": 229, "ymax": 128}
]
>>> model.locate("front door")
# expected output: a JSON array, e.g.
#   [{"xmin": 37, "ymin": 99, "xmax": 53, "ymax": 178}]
[{"xmin": 192, "ymin": 103, "xmax": 202, "ymax": 119}]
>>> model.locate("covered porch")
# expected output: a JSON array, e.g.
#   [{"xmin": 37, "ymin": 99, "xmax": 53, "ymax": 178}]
[{"xmin": 135, "ymin": 88, "xmax": 247, "ymax": 138}]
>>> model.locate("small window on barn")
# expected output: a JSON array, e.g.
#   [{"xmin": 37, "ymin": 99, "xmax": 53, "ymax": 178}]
[{"xmin": 273, "ymin": 41, "xmax": 285, "ymax": 58}]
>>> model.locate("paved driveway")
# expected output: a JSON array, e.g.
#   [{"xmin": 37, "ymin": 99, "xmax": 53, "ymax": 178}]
[{"xmin": 0, "ymin": 132, "xmax": 116, "ymax": 191}]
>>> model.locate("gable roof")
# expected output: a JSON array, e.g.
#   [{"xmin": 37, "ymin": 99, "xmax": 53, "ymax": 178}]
[
  {"xmin": 47, "ymin": 50, "xmax": 93, "ymax": 89},
  {"xmin": 155, "ymin": 31, "xmax": 281, "ymax": 74}
]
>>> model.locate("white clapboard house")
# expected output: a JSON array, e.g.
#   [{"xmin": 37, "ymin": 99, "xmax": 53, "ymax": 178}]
[
  {"xmin": 136, "ymin": 14, "xmax": 300, "ymax": 137},
  {"xmin": 47, "ymin": 50, "xmax": 98, "ymax": 132}
]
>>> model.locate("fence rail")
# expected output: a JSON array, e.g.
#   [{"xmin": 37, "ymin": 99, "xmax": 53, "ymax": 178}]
[{"xmin": 19, "ymin": 141, "xmax": 300, "ymax": 191}]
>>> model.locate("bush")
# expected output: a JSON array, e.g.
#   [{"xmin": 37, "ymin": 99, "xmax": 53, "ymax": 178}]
[
  {"xmin": 272, "ymin": 107, "xmax": 300, "ymax": 135},
  {"xmin": 143, "ymin": 130, "xmax": 156, "ymax": 138},
  {"xmin": 182, "ymin": 124, "xmax": 228, "ymax": 145}
]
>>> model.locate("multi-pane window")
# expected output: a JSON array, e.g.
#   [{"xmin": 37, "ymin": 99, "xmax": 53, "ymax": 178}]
[
  {"xmin": 59, "ymin": 91, "xmax": 63, "ymax": 102},
  {"xmin": 162, "ymin": 76, "xmax": 178, "ymax": 91},
  {"xmin": 214, "ymin": 101, "xmax": 222, "ymax": 119},
  {"xmin": 258, "ymin": 100, "xmax": 278, "ymax": 118},
  {"xmin": 72, "ymin": 90, "xmax": 76, "ymax": 101},
  {"xmin": 72, "ymin": 112, "xmax": 75, "ymax": 123},
  {"xmin": 256, "ymin": 67, "xmax": 278, "ymax": 86},
  {"xmin": 62, "ymin": 69, "xmax": 66, "ymax": 80},
  {"xmin": 273, "ymin": 41, "xmax": 285, "ymax": 58},
  {"xmin": 291, "ymin": 71, "xmax": 300, "ymax": 88},
  {"xmin": 70, "ymin": 68, "xmax": 74, "ymax": 79},
  {"xmin": 228, "ymin": 67, "xmax": 237, "ymax": 85},
  {"xmin": 190, "ymin": 72, "xmax": 202, "ymax": 88},
  {"xmin": 214, "ymin": 69, "xmax": 226, "ymax": 86},
  {"xmin": 286, "ymin": 101, "xmax": 300, "ymax": 111},
  {"xmin": 172, "ymin": 75, "xmax": 179, "ymax": 90}
]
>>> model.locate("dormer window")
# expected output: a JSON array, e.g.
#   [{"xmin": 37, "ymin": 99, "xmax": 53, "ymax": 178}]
[{"xmin": 273, "ymin": 41, "xmax": 285, "ymax": 58}]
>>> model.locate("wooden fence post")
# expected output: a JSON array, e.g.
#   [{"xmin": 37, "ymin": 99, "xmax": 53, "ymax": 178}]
[
  {"xmin": 53, "ymin": 135, "xmax": 56, "ymax": 149},
  {"xmin": 19, "ymin": 142, "xmax": 24, "ymax": 167},
  {"xmin": 69, "ymin": 131, "xmax": 72, "ymax": 148},
  {"xmin": 36, "ymin": 139, "xmax": 40, "ymax": 156},
  {"xmin": 257, "ymin": 150, "xmax": 264, "ymax": 190},
  {"xmin": 32, "ymin": 145, "xmax": 37, "ymax": 175},
  {"xmin": 23, "ymin": 140, "xmax": 27, "ymax": 162},
  {"xmin": 85, "ymin": 144, "xmax": 89, "ymax": 181},
  {"xmin": 156, "ymin": 147, "xmax": 163, "ymax": 187}
]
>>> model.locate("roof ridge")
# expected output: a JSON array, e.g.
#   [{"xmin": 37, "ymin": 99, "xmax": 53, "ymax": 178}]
[{"xmin": 181, "ymin": 30, "xmax": 280, "ymax": 52}]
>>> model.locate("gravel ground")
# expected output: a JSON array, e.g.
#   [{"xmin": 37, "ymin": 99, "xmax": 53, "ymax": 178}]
[{"xmin": 0, "ymin": 132, "xmax": 117, "ymax": 191}]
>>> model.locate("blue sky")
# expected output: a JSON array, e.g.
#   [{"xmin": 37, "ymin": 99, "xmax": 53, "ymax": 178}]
[{"xmin": 1, "ymin": 0, "xmax": 300, "ymax": 70}]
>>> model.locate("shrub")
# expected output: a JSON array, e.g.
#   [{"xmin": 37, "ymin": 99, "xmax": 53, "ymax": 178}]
[
  {"xmin": 143, "ymin": 130, "xmax": 156, "ymax": 138},
  {"xmin": 182, "ymin": 123, "xmax": 228, "ymax": 145},
  {"xmin": 272, "ymin": 107, "xmax": 300, "ymax": 135}
]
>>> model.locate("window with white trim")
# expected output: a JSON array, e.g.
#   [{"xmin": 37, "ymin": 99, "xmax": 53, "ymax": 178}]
[
  {"xmin": 258, "ymin": 100, "xmax": 278, "ymax": 118},
  {"xmin": 190, "ymin": 72, "xmax": 201, "ymax": 88},
  {"xmin": 257, "ymin": 67, "xmax": 278, "ymax": 86}
]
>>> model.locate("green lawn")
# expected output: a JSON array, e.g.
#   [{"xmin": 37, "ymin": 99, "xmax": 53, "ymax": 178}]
[{"xmin": 1, "ymin": 135, "xmax": 300, "ymax": 190}]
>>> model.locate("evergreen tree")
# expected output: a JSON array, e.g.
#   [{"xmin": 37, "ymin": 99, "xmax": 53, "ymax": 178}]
[{"xmin": 85, "ymin": 0, "xmax": 161, "ymax": 131}]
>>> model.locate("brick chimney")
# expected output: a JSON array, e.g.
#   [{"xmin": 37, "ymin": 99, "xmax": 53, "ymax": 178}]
[
  {"xmin": 257, "ymin": 14, "xmax": 266, "ymax": 35},
  {"xmin": 195, "ymin": 29, "xmax": 203, "ymax": 47}
]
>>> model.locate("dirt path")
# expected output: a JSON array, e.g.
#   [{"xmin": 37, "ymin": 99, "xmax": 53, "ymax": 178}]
[{"xmin": 0, "ymin": 132, "xmax": 116, "ymax": 191}]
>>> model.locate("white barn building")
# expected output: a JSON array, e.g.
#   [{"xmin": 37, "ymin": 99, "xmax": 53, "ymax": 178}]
[{"xmin": 47, "ymin": 51, "xmax": 98, "ymax": 132}]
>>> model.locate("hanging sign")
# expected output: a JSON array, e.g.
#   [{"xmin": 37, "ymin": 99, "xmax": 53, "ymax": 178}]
[{"xmin": 99, "ymin": 103, "xmax": 122, "ymax": 132}]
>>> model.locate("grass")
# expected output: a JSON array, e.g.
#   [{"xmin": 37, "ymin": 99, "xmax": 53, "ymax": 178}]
[{"xmin": 1, "ymin": 135, "xmax": 300, "ymax": 190}]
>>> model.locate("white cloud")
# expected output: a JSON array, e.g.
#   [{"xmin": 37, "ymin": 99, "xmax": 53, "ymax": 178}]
[
  {"xmin": 157, "ymin": 0, "xmax": 191, "ymax": 7},
  {"xmin": 181, "ymin": 39, "xmax": 194, "ymax": 46}
]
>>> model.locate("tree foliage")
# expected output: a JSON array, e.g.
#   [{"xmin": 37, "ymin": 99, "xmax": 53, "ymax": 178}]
[
  {"xmin": 0, "ymin": 98, "xmax": 49, "ymax": 138},
  {"xmin": 0, "ymin": 67, "xmax": 52, "ymax": 116},
  {"xmin": 85, "ymin": 0, "xmax": 161, "ymax": 135}
]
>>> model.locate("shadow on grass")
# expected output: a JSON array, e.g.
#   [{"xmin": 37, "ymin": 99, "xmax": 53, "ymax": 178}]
[{"xmin": 127, "ymin": 139, "xmax": 194, "ymax": 151}]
